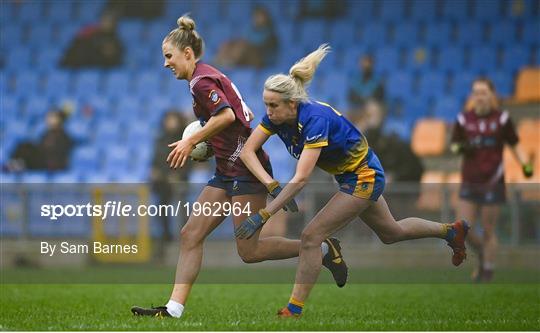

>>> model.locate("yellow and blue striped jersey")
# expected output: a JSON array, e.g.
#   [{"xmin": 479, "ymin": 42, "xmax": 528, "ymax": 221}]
[{"xmin": 258, "ymin": 101, "xmax": 370, "ymax": 175}]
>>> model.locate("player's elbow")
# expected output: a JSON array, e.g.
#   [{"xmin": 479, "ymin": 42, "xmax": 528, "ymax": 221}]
[{"xmin": 221, "ymin": 108, "xmax": 236, "ymax": 124}]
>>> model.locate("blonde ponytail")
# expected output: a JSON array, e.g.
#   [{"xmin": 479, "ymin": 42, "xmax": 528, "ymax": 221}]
[
  {"xmin": 264, "ymin": 44, "xmax": 330, "ymax": 102},
  {"xmin": 289, "ymin": 44, "xmax": 330, "ymax": 86}
]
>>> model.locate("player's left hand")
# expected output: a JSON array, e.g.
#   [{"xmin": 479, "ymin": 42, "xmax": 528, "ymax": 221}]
[
  {"xmin": 235, "ymin": 209, "xmax": 271, "ymax": 239},
  {"xmin": 522, "ymin": 163, "xmax": 534, "ymax": 178},
  {"xmin": 167, "ymin": 139, "xmax": 195, "ymax": 169}
]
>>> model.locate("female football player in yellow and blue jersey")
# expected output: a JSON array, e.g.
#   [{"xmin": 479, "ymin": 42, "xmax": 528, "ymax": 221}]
[{"xmin": 235, "ymin": 45, "xmax": 470, "ymax": 317}]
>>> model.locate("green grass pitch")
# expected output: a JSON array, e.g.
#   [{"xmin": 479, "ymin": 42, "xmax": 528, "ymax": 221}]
[{"xmin": 1, "ymin": 268, "xmax": 539, "ymax": 331}]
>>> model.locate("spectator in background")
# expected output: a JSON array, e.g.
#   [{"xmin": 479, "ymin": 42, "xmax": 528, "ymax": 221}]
[
  {"xmin": 355, "ymin": 100, "xmax": 423, "ymax": 182},
  {"xmin": 298, "ymin": 0, "xmax": 346, "ymax": 19},
  {"xmin": 347, "ymin": 54, "xmax": 385, "ymax": 114},
  {"xmin": 5, "ymin": 108, "xmax": 73, "ymax": 172},
  {"xmin": 60, "ymin": 11, "xmax": 124, "ymax": 68},
  {"xmin": 214, "ymin": 5, "xmax": 278, "ymax": 68},
  {"xmin": 151, "ymin": 111, "xmax": 191, "ymax": 241},
  {"xmin": 39, "ymin": 109, "xmax": 74, "ymax": 171}
]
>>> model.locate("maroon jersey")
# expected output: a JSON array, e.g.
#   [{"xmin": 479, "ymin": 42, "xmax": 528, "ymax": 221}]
[
  {"xmin": 451, "ymin": 109, "xmax": 519, "ymax": 184},
  {"xmin": 189, "ymin": 62, "xmax": 270, "ymax": 178}
]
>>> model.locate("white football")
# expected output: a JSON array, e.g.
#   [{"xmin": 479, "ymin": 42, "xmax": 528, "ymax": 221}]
[{"xmin": 182, "ymin": 121, "xmax": 213, "ymax": 161}]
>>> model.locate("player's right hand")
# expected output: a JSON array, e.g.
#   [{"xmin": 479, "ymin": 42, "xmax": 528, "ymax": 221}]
[
  {"xmin": 522, "ymin": 163, "xmax": 534, "ymax": 178},
  {"xmin": 267, "ymin": 181, "xmax": 299, "ymax": 212},
  {"xmin": 235, "ymin": 209, "xmax": 271, "ymax": 239}
]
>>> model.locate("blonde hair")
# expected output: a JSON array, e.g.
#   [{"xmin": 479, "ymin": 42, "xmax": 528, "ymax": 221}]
[
  {"xmin": 163, "ymin": 14, "xmax": 204, "ymax": 59},
  {"xmin": 264, "ymin": 44, "xmax": 330, "ymax": 102}
]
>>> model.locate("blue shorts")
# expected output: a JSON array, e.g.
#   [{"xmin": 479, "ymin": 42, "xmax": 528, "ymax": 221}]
[
  {"xmin": 335, "ymin": 149, "xmax": 386, "ymax": 201},
  {"xmin": 207, "ymin": 174, "xmax": 269, "ymax": 197},
  {"xmin": 459, "ymin": 182, "xmax": 506, "ymax": 204}
]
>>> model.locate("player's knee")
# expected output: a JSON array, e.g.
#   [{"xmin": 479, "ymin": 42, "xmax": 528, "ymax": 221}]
[
  {"xmin": 179, "ymin": 226, "xmax": 204, "ymax": 249},
  {"xmin": 378, "ymin": 232, "xmax": 399, "ymax": 244},
  {"xmin": 237, "ymin": 246, "xmax": 262, "ymax": 264},
  {"xmin": 300, "ymin": 229, "xmax": 324, "ymax": 249}
]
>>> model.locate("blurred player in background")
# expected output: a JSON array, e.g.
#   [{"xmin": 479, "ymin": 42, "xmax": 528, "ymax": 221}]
[
  {"xmin": 236, "ymin": 44, "xmax": 469, "ymax": 317},
  {"xmin": 131, "ymin": 15, "xmax": 347, "ymax": 319},
  {"xmin": 451, "ymin": 78, "xmax": 534, "ymax": 283}
]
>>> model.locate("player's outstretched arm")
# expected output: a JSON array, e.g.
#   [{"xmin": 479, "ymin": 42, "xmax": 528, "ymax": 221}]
[
  {"xmin": 241, "ymin": 127, "xmax": 298, "ymax": 212},
  {"xmin": 167, "ymin": 108, "xmax": 236, "ymax": 168},
  {"xmin": 235, "ymin": 148, "xmax": 321, "ymax": 239}
]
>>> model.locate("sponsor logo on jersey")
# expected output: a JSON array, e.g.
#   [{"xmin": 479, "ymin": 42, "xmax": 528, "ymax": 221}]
[{"xmin": 209, "ymin": 90, "xmax": 221, "ymax": 105}]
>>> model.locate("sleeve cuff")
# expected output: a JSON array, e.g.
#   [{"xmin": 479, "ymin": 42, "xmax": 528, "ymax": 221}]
[
  {"xmin": 304, "ymin": 141, "xmax": 328, "ymax": 149},
  {"xmin": 258, "ymin": 124, "xmax": 274, "ymax": 136}
]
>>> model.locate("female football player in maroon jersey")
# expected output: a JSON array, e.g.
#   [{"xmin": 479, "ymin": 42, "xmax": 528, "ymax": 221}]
[
  {"xmin": 451, "ymin": 78, "xmax": 533, "ymax": 282},
  {"xmin": 131, "ymin": 15, "xmax": 347, "ymax": 318}
]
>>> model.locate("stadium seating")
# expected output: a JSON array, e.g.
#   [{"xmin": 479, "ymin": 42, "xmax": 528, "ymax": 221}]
[
  {"xmin": 1, "ymin": 0, "xmax": 537, "ymax": 191},
  {"xmin": 514, "ymin": 68, "xmax": 540, "ymax": 102},
  {"xmin": 411, "ymin": 119, "xmax": 447, "ymax": 156}
]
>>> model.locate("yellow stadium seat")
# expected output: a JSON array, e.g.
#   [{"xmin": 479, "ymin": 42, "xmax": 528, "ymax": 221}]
[
  {"xmin": 411, "ymin": 119, "xmax": 447, "ymax": 156},
  {"xmin": 514, "ymin": 67, "xmax": 540, "ymax": 103}
]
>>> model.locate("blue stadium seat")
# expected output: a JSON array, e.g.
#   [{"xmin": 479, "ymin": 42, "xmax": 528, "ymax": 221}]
[
  {"xmin": 405, "ymin": 47, "xmax": 432, "ymax": 72},
  {"xmin": 501, "ymin": 46, "xmax": 530, "ymax": 73},
  {"xmin": 103, "ymin": 71, "xmax": 132, "ymax": 98},
  {"xmin": 95, "ymin": 122, "xmax": 120, "ymax": 143},
  {"xmin": 46, "ymin": 1, "xmax": 73, "ymax": 22},
  {"xmin": 73, "ymin": 71, "xmax": 102, "ymax": 97},
  {"xmin": 27, "ymin": 23, "xmax": 53, "ymax": 47},
  {"xmin": 392, "ymin": 22, "xmax": 419, "ymax": 47},
  {"xmin": 5, "ymin": 119, "xmax": 29, "ymax": 141},
  {"xmin": 468, "ymin": 46, "xmax": 497, "ymax": 72},
  {"xmin": 450, "ymin": 71, "xmax": 475, "ymax": 101},
  {"xmin": 487, "ymin": 20, "xmax": 517, "ymax": 46},
  {"xmin": 37, "ymin": 48, "xmax": 62, "ymax": 71},
  {"xmin": 2, "ymin": 96, "xmax": 19, "ymax": 116},
  {"xmin": 442, "ymin": 0, "xmax": 470, "ymax": 20},
  {"xmin": 51, "ymin": 171, "xmax": 81, "ymax": 183},
  {"xmin": 404, "ymin": 96, "xmax": 429, "ymax": 120},
  {"xmin": 361, "ymin": 23, "xmax": 388, "ymax": 48},
  {"xmin": 473, "ymin": 0, "xmax": 502, "ymax": 20},
  {"xmin": 423, "ymin": 22, "xmax": 452, "ymax": 47},
  {"xmin": 21, "ymin": 172, "xmax": 49, "ymax": 183},
  {"xmin": 45, "ymin": 70, "xmax": 72, "ymax": 97},
  {"xmin": 522, "ymin": 21, "xmax": 540, "ymax": 44},
  {"xmin": 329, "ymin": 21, "xmax": 356, "ymax": 49},
  {"xmin": 75, "ymin": 0, "xmax": 105, "ymax": 23},
  {"xmin": 83, "ymin": 94, "xmax": 111, "ymax": 116},
  {"xmin": 24, "ymin": 96, "xmax": 50, "ymax": 118},
  {"xmin": 491, "ymin": 71, "xmax": 513, "ymax": 98},
  {"xmin": 503, "ymin": 0, "xmax": 537, "ymax": 18},
  {"xmin": 386, "ymin": 72, "xmax": 413, "ymax": 100},
  {"xmin": 14, "ymin": 71, "xmax": 42, "ymax": 96},
  {"xmin": 118, "ymin": 20, "xmax": 144, "ymax": 45},
  {"xmin": 6, "ymin": 46, "xmax": 32, "ymax": 70},
  {"xmin": 227, "ymin": 69, "xmax": 257, "ymax": 96},
  {"xmin": 455, "ymin": 21, "xmax": 484, "ymax": 45},
  {"xmin": 299, "ymin": 20, "xmax": 328, "ymax": 49},
  {"xmin": 383, "ymin": 116, "xmax": 412, "ymax": 140},
  {"xmin": 133, "ymin": 71, "xmax": 162, "ymax": 98},
  {"xmin": 225, "ymin": 0, "xmax": 252, "ymax": 21},
  {"xmin": 18, "ymin": 1, "xmax": 43, "ymax": 22},
  {"xmin": 66, "ymin": 119, "xmax": 91, "ymax": 142},
  {"xmin": 114, "ymin": 96, "xmax": 142, "ymax": 116},
  {"xmin": 379, "ymin": 0, "xmax": 405, "ymax": 21},
  {"xmin": 347, "ymin": 0, "xmax": 376, "ymax": 20},
  {"xmin": 418, "ymin": 71, "xmax": 447, "ymax": 100},
  {"xmin": 104, "ymin": 145, "xmax": 131, "ymax": 173},
  {"xmin": 410, "ymin": 0, "xmax": 438, "ymax": 21},
  {"xmin": 374, "ymin": 47, "xmax": 400, "ymax": 75},
  {"xmin": 434, "ymin": 96, "xmax": 460, "ymax": 122},
  {"xmin": 1, "ymin": 25, "xmax": 23, "ymax": 48}
]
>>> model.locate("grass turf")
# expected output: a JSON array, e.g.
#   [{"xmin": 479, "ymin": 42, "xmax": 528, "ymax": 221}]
[{"xmin": 1, "ymin": 268, "xmax": 539, "ymax": 330}]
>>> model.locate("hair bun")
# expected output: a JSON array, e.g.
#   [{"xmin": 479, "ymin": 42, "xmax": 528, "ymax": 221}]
[{"xmin": 177, "ymin": 15, "xmax": 195, "ymax": 31}]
